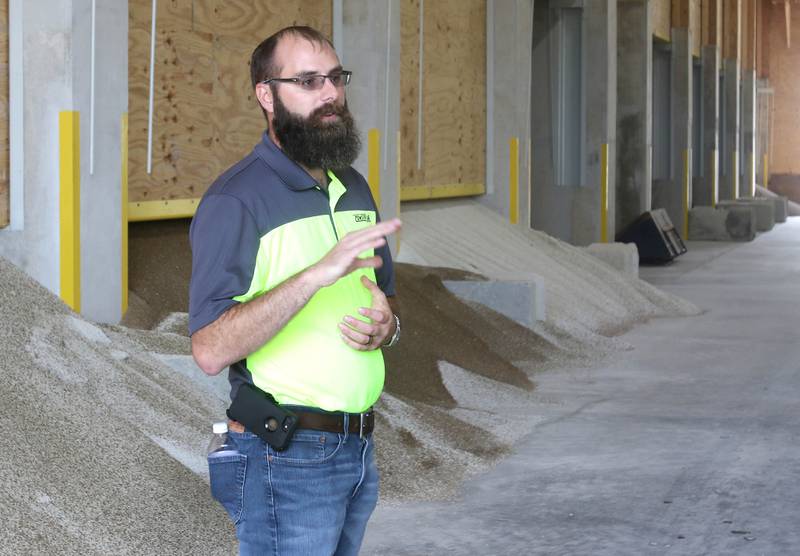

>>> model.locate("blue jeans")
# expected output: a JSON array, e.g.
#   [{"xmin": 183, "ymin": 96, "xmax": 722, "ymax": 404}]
[{"xmin": 208, "ymin": 416, "xmax": 379, "ymax": 556}]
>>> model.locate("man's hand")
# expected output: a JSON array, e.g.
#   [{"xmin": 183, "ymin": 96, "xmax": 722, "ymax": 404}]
[
  {"xmin": 308, "ymin": 219, "xmax": 402, "ymax": 288},
  {"xmin": 339, "ymin": 275, "xmax": 396, "ymax": 351}
]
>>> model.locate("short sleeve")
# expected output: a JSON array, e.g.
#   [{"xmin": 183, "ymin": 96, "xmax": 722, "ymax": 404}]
[
  {"xmin": 188, "ymin": 193, "xmax": 261, "ymax": 335},
  {"xmin": 373, "ymin": 211, "xmax": 396, "ymax": 297}
]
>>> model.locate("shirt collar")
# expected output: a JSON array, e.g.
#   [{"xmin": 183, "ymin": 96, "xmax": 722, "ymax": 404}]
[{"xmin": 254, "ymin": 132, "xmax": 319, "ymax": 191}]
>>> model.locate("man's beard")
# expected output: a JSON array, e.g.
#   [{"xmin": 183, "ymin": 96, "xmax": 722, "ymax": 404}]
[{"xmin": 272, "ymin": 93, "xmax": 361, "ymax": 171}]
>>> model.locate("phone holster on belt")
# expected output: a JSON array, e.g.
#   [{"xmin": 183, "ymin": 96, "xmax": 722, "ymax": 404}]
[{"xmin": 226, "ymin": 383, "xmax": 299, "ymax": 451}]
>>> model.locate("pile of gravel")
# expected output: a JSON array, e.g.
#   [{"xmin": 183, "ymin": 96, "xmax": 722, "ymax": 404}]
[{"xmin": 0, "ymin": 257, "xmax": 236, "ymax": 555}]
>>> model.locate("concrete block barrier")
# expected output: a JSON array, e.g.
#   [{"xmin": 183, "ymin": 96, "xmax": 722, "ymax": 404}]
[
  {"xmin": 443, "ymin": 273, "xmax": 546, "ymax": 328},
  {"xmin": 688, "ymin": 206, "xmax": 756, "ymax": 241},
  {"xmin": 716, "ymin": 199, "xmax": 775, "ymax": 232}
]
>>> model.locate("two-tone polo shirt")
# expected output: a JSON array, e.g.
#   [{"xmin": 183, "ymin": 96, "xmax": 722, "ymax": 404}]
[{"xmin": 188, "ymin": 133, "xmax": 395, "ymax": 413}]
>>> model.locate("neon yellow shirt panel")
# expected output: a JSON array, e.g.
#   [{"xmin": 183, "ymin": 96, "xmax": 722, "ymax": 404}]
[{"xmin": 232, "ymin": 172, "xmax": 384, "ymax": 413}]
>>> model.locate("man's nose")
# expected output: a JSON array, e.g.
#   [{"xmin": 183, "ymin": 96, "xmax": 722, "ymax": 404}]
[{"xmin": 319, "ymin": 76, "xmax": 341, "ymax": 103}]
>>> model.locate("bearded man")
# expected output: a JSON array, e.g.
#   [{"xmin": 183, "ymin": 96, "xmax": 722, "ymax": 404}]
[{"xmin": 188, "ymin": 26, "xmax": 401, "ymax": 555}]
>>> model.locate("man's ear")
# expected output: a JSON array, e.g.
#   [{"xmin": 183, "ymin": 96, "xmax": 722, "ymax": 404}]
[{"xmin": 255, "ymin": 82, "xmax": 274, "ymax": 114}]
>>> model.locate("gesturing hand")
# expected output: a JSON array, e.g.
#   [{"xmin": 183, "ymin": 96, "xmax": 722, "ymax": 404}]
[
  {"xmin": 310, "ymin": 219, "xmax": 401, "ymax": 288},
  {"xmin": 339, "ymin": 275, "xmax": 396, "ymax": 351}
]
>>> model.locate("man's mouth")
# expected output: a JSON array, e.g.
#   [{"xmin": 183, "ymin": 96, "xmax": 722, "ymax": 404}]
[{"xmin": 313, "ymin": 104, "xmax": 344, "ymax": 124}]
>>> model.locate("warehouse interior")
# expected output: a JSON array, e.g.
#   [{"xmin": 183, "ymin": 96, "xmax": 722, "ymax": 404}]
[{"xmin": 1, "ymin": 1, "xmax": 799, "ymax": 554}]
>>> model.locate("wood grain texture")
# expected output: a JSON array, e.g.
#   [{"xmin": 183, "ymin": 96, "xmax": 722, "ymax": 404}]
[
  {"xmin": 653, "ymin": 0, "xmax": 672, "ymax": 40},
  {"xmin": 767, "ymin": 0, "xmax": 800, "ymax": 174},
  {"xmin": 743, "ymin": 0, "xmax": 757, "ymax": 70},
  {"xmin": 703, "ymin": 0, "xmax": 722, "ymax": 46},
  {"xmin": 673, "ymin": 0, "xmax": 691, "ymax": 27},
  {"xmin": 691, "ymin": 0, "xmax": 702, "ymax": 55},
  {"xmin": 400, "ymin": 0, "xmax": 423, "ymax": 188},
  {"xmin": 0, "ymin": 0, "xmax": 7, "ymax": 228},
  {"xmin": 128, "ymin": 0, "xmax": 332, "ymax": 204},
  {"xmin": 723, "ymin": 0, "xmax": 741, "ymax": 60},
  {"xmin": 399, "ymin": 0, "xmax": 485, "ymax": 193},
  {"xmin": 758, "ymin": 0, "xmax": 769, "ymax": 77},
  {"xmin": 742, "ymin": 0, "xmax": 750, "ymax": 68},
  {"xmin": 756, "ymin": 0, "xmax": 764, "ymax": 75}
]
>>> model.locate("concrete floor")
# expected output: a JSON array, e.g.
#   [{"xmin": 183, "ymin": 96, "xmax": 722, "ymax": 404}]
[{"xmin": 362, "ymin": 219, "xmax": 800, "ymax": 555}]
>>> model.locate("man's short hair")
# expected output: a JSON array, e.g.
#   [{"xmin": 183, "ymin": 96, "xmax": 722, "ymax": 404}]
[{"xmin": 250, "ymin": 26, "xmax": 335, "ymax": 89}]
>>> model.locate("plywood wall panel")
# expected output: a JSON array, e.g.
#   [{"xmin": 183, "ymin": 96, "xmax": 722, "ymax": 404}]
[
  {"xmin": 128, "ymin": 0, "xmax": 332, "ymax": 205},
  {"xmin": 691, "ymin": 0, "xmax": 702, "ymax": 55},
  {"xmin": 422, "ymin": 0, "xmax": 485, "ymax": 187},
  {"xmin": 653, "ymin": 0, "xmax": 672, "ymax": 40},
  {"xmin": 0, "ymin": 0, "xmax": 8, "ymax": 228},
  {"xmin": 400, "ymin": 0, "xmax": 485, "ymax": 193},
  {"xmin": 768, "ymin": 1, "xmax": 800, "ymax": 174},
  {"xmin": 400, "ymin": 0, "xmax": 423, "ymax": 189},
  {"xmin": 723, "ymin": 0, "xmax": 741, "ymax": 60},
  {"xmin": 758, "ymin": 0, "xmax": 769, "ymax": 77},
  {"xmin": 130, "ymin": 0, "xmax": 192, "ymax": 32},
  {"xmin": 703, "ymin": 0, "xmax": 721, "ymax": 46},
  {"xmin": 211, "ymin": 35, "xmax": 263, "ymax": 169},
  {"xmin": 193, "ymin": 0, "xmax": 331, "ymax": 38}
]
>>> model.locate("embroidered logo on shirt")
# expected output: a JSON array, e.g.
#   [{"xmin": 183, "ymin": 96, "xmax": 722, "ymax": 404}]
[{"xmin": 354, "ymin": 214, "xmax": 372, "ymax": 223}]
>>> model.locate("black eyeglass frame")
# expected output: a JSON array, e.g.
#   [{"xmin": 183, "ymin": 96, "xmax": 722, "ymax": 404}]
[{"xmin": 261, "ymin": 70, "xmax": 352, "ymax": 91}]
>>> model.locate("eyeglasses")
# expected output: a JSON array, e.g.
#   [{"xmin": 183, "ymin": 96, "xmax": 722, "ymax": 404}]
[{"xmin": 261, "ymin": 70, "xmax": 352, "ymax": 91}]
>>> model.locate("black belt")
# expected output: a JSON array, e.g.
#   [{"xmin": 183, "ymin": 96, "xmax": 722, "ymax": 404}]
[{"xmin": 230, "ymin": 409, "xmax": 374, "ymax": 437}]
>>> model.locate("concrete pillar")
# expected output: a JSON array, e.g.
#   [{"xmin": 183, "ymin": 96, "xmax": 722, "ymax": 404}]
[
  {"xmin": 480, "ymin": 0, "xmax": 534, "ymax": 229},
  {"xmin": 697, "ymin": 45, "xmax": 720, "ymax": 207},
  {"xmin": 0, "ymin": 0, "xmax": 127, "ymax": 323},
  {"xmin": 341, "ymin": 0, "xmax": 401, "ymax": 255},
  {"xmin": 668, "ymin": 28, "xmax": 692, "ymax": 238},
  {"xmin": 0, "ymin": 0, "xmax": 68, "ymax": 295},
  {"xmin": 721, "ymin": 58, "xmax": 740, "ymax": 200},
  {"xmin": 74, "ymin": 1, "xmax": 127, "ymax": 323},
  {"xmin": 740, "ymin": 69, "xmax": 756, "ymax": 197},
  {"xmin": 576, "ymin": 0, "xmax": 616, "ymax": 246},
  {"xmin": 616, "ymin": 0, "xmax": 652, "ymax": 234}
]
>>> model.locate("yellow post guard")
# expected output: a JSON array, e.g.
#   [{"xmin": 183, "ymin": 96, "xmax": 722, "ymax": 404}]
[{"xmin": 59, "ymin": 111, "xmax": 81, "ymax": 312}]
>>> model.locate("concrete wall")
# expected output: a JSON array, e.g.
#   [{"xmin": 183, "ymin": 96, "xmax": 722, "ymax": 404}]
[
  {"xmin": 531, "ymin": 0, "xmax": 616, "ymax": 246},
  {"xmin": 720, "ymin": 57, "xmax": 740, "ymax": 200},
  {"xmin": 480, "ymin": 0, "xmax": 534, "ymax": 229},
  {"xmin": 740, "ymin": 68, "xmax": 756, "ymax": 197},
  {"xmin": 616, "ymin": 0, "xmax": 652, "ymax": 234},
  {"xmin": 697, "ymin": 44, "xmax": 720, "ymax": 207},
  {"xmin": 341, "ymin": 0, "xmax": 400, "ymax": 256},
  {"xmin": 755, "ymin": 78, "xmax": 771, "ymax": 187},
  {"xmin": 669, "ymin": 27, "xmax": 692, "ymax": 237},
  {"xmin": 582, "ymin": 0, "xmax": 616, "ymax": 245},
  {"xmin": 0, "ymin": 1, "xmax": 73, "ymax": 296},
  {"xmin": 0, "ymin": 0, "xmax": 127, "ymax": 323}
]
